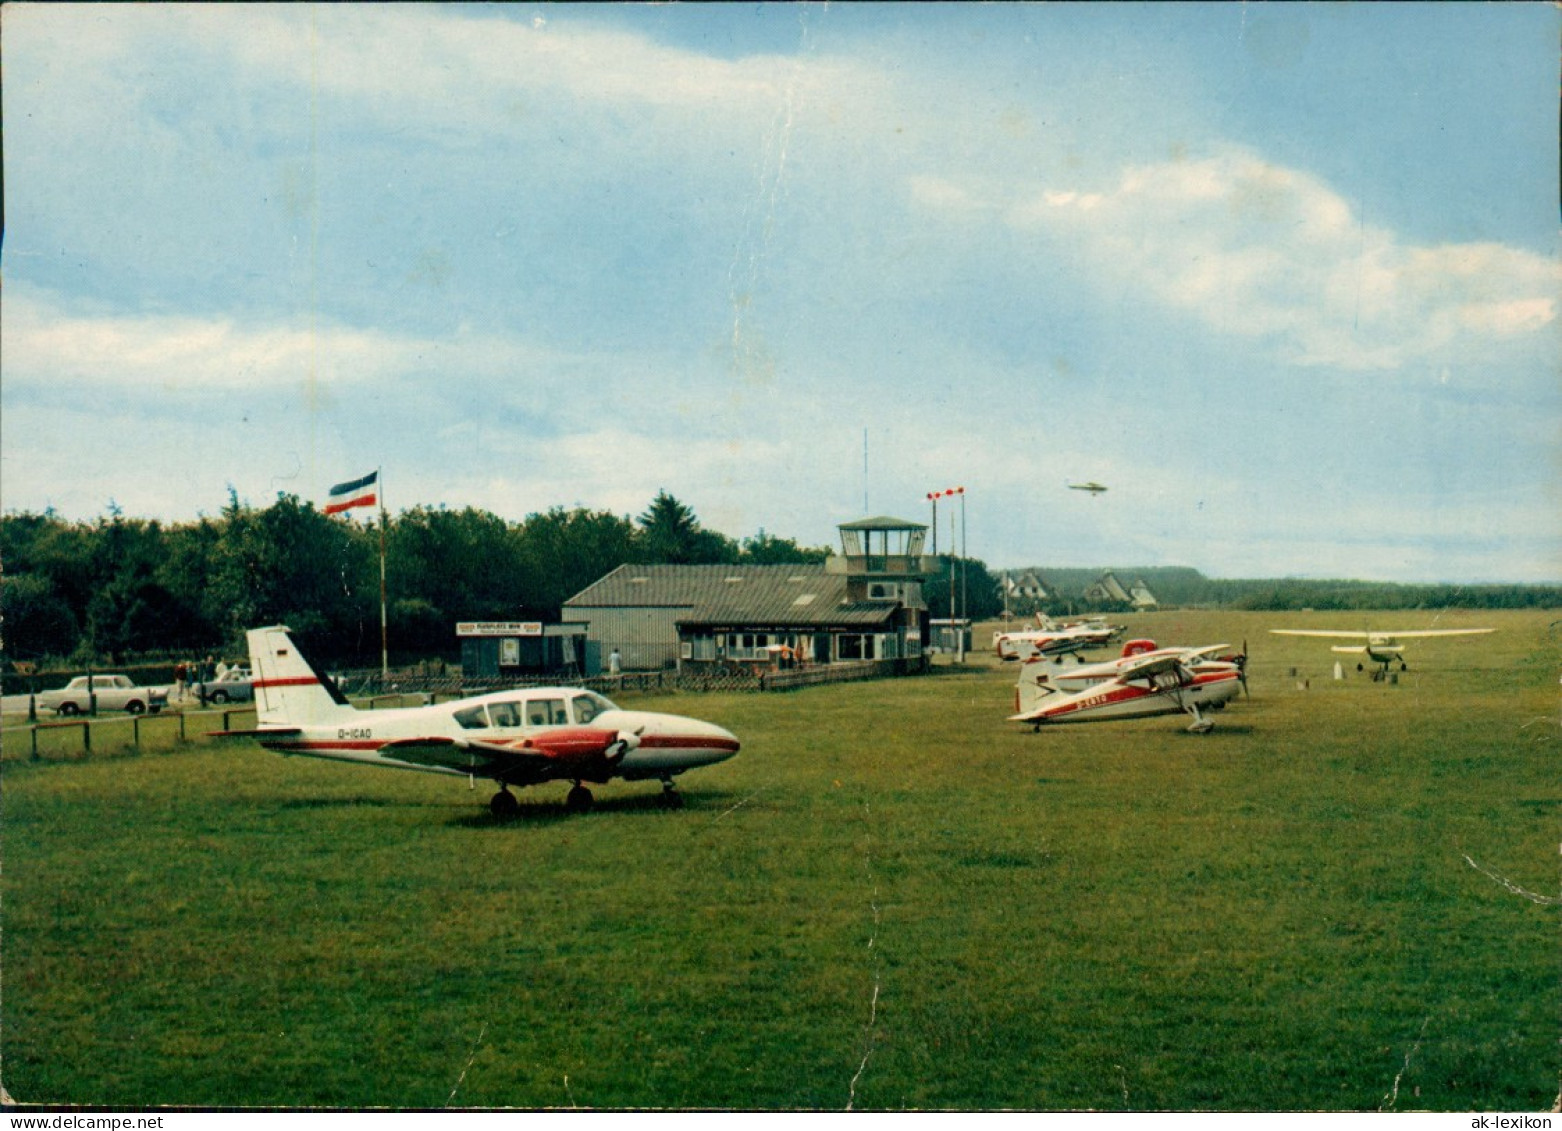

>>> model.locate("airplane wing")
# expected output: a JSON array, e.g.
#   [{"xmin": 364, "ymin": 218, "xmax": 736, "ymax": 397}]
[
  {"xmin": 1117, "ymin": 653, "xmax": 1195, "ymax": 685},
  {"xmin": 1269, "ymin": 630, "xmax": 1371, "ymax": 639},
  {"xmin": 1271, "ymin": 628, "xmax": 1493, "ymax": 639},
  {"xmin": 380, "ymin": 728, "xmax": 638, "ymax": 785},
  {"xmin": 1183, "ymin": 643, "xmax": 1232, "ymax": 660},
  {"xmin": 1380, "ymin": 628, "xmax": 1495, "ymax": 638}
]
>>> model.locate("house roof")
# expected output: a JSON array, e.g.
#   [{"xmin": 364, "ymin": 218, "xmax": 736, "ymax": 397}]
[
  {"xmin": 1086, "ymin": 571, "xmax": 1133, "ymax": 602},
  {"xmin": 564, "ymin": 564, "xmax": 900, "ymax": 628}
]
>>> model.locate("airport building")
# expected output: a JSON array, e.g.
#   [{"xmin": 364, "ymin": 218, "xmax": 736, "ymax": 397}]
[{"xmin": 562, "ymin": 517, "xmax": 933, "ymax": 673}]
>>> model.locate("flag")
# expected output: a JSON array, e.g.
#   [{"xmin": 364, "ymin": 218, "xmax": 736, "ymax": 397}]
[{"xmin": 324, "ymin": 471, "xmax": 378, "ymax": 516}]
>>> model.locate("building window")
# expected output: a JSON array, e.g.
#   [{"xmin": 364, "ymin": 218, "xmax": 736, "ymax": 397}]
[{"xmin": 723, "ymin": 632, "xmax": 772, "ymax": 661}]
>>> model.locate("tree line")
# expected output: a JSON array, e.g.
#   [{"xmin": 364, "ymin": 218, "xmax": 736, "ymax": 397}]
[{"xmin": 0, "ymin": 490, "xmax": 1001, "ymax": 668}]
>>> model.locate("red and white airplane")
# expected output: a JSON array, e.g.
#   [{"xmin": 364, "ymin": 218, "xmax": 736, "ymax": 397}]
[
  {"xmin": 217, "ymin": 625, "xmax": 740, "ymax": 817},
  {"xmin": 1269, "ymin": 627, "xmax": 1494, "ymax": 678},
  {"xmin": 993, "ymin": 616, "xmax": 1123, "ymax": 662},
  {"xmin": 1010, "ymin": 640, "xmax": 1245, "ymax": 733}
]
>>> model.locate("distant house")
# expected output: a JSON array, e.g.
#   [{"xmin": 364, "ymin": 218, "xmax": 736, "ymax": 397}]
[
  {"xmin": 562, "ymin": 517, "xmax": 932, "ymax": 673},
  {"xmin": 1083, "ymin": 571, "xmax": 1133, "ymax": 605},
  {"xmin": 1129, "ymin": 578, "xmax": 1159, "ymax": 610},
  {"xmin": 1004, "ymin": 571, "xmax": 1052, "ymax": 602}
]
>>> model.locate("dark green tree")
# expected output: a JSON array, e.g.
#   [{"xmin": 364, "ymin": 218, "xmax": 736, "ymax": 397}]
[
  {"xmin": 515, "ymin": 507, "xmax": 641, "ymax": 618},
  {"xmin": 0, "ymin": 573, "xmax": 79, "ymax": 661},
  {"xmin": 738, "ymin": 531, "xmax": 832, "ymax": 564},
  {"xmin": 635, "ymin": 491, "xmax": 736, "ymax": 564}
]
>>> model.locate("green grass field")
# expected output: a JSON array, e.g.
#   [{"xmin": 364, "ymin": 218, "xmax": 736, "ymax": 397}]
[{"xmin": 4, "ymin": 609, "xmax": 1558, "ymax": 1110}]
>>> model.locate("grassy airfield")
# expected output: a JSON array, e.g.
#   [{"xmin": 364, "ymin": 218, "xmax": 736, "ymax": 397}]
[{"xmin": 3, "ymin": 609, "xmax": 1558, "ymax": 1111}]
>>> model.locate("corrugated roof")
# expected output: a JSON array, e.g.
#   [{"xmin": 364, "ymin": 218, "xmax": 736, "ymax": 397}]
[{"xmin": 564, "ymin": 564, "xmax": 898, "ymax": 627}]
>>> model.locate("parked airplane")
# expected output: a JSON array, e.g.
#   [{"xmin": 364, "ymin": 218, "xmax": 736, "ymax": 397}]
[
  {"xmin": 1022, "ymin": 639, "xmax": 1248, "ymax": 695},
  {"xmin": 216, "ymin": 625, "xmax": 740, "ymax": 817},
  {"xmin": 1010, "ymin": 646, "xmax": 1244, "ymax": 733},
  {"xmin": 994, "ymin": 617, "xmax": 1122, "ymax": 661},
  {"xmin": 1068, "ymin": 481, "xmax": 1109, "ymax": 495},
  {"xmin": 1268, "ymin": 627, "xmax": 1495, "ymax": 678}
]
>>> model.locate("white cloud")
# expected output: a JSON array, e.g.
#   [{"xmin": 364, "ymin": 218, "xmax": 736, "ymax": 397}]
[
  {"xmin": 962, "ymin": 149, "xmax": 1560, "ymax": 371},
  {"xmin": 0, "ymin": 288, "xmax": 574, "ymax": 394}
]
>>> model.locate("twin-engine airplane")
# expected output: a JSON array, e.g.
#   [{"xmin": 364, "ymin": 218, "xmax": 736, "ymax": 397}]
[
  {"xmin": 1268, "ymin": 627, "xmax": 1494, "ymax": 678},
  {"xmin": 1068, "ymin": 481, "xmax": 1109, "ymax": 495},
  {"xmin": 1010, "ymin": 641, "xmax": 1245, "ymax": 733},
  {"xmin": 217, "ymin": 625, "xmax": 740, "ymax": 817}
]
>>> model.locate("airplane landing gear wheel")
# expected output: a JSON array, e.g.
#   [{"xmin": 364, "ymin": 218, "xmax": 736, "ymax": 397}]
[
  {"xmin": 490, "ymin": 789, "xmax": 520, "ymax": 820},
  {"xmin": 657, "ymin": 780, "xmax": 684, "ymax": 810},
  {"xmin": 566, "ymin": 784, "xmax": 594, "ymax": 813}
]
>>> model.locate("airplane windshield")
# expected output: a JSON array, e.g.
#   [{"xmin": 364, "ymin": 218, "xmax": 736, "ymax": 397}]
[
  {"xmin": 453, "ymin": 704, "xmax": 488, "ymax": 730},
  {"xmin": 572, "ymin": 691, "xmax": 617, "ymax": 723}
]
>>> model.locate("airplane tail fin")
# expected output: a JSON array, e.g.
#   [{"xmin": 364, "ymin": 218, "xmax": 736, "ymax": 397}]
[
  {"xmin": 1014, "ymin": 659, "xmax": 1057, "ymax": 717},
  {"xmin": 246, "ymin": 625, "xmax": 356, "ymax": 728}
]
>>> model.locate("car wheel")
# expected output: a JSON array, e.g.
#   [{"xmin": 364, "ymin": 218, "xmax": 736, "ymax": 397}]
[
  {"xmin": 210, "ymin": 690, "xmax": 229, "ymax": 704},
  {"xmin": 126, "ymin": 700, "xmax": 145, "ymax": 715},
  {"xmin": 58, "ymin": 702, "xmax": 80, "ymax": 717}
]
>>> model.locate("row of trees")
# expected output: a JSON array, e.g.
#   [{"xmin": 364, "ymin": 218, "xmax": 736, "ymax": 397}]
[
  {"xmin": 1, "ymin": 491, "xmax": 1002, "ymax": 668},
  {"xmin": 1010, "ymin": 565, "xmax": 1562, "ymax": 614}
]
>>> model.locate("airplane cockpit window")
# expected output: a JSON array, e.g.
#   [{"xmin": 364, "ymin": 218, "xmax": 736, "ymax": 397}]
[
  {"xmin": 526, "ymin": 697, "xmax": 568, "ymax": 726},
  {"xmin": 453, "ymin": 704, "xmax": 488, "ymax": 730},
  {"xmin": 488, "ymin": 701, "xmax": 521, "ymax": 728},
  {"xmin": 572, "ymin": 691, "xmax": 617, "ymax": 723}
]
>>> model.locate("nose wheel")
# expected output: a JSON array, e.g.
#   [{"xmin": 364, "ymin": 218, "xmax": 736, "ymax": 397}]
[{"xmin": 657, "ymin": 777, "xmax": 685, "ymax": 810}]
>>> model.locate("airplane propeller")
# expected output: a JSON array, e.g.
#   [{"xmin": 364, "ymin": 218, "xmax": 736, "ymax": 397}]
[{"xmin": 1236, "ymin": 640, "xmax": 1249, "ymax": 696}]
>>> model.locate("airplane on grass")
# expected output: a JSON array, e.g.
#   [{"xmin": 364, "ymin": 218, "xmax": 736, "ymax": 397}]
[
  {"xmin": 1268, "ymin": 627, "xmax": 1495, "ymax": 679},
  {"xmin": 215, "ymin": 625, "xmax": 740, "ymax": 817},
  {"xmin": 993, "ymin": 616, "xmax": 1123, "ymax": 661},
  {"xmin": 1010, "ymin": 642, "xmax": 1245, "ymax": 733}
]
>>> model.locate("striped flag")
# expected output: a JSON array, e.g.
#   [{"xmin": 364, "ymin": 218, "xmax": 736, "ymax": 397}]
[{"xmin": 324, "ymin": 471, "xmax": 378, "ymax": 516}]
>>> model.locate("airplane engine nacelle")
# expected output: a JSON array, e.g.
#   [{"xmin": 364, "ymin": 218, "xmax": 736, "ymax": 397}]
[{"xmin": 1121, "ymin": 639, "xmax": 1157, "ymax": 657}]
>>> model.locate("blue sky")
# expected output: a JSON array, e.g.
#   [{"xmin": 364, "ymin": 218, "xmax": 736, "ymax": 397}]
[{"xmin": 3, "ymin": 2, "xmax": 1557, "ymax": 582}]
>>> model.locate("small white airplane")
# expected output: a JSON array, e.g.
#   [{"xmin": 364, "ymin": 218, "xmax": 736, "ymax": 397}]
[
  {"xmin": 1022, "ymin": 638, "xmax": 1248, "ymax": 694},
  {"xmin": 993, "ymin": 616, "xmax": 1122, "ymax": 661},
  {"xmin": 1268, "ymin": 627, "xmax": 1495, "ymax": 678},
  {"xmin": 1010, "ymin": 642, "xmax": 1245, "ymax": 733},
  {"xmin": 1068, "ymin": 481, "xmax": 1109, "ymax": 495},
  {"xmin": 216, "ymin": 625, "xmax": 740, "ymax": 817}
]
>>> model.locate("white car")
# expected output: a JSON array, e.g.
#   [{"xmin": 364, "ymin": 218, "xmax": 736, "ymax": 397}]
[
  {"xmin": 37, "ymin": 675, "xmax": 170, "ymax": 716},
  {"xmin": 202, "ymin": 668, "xmax": 255, "ymax": 704}
]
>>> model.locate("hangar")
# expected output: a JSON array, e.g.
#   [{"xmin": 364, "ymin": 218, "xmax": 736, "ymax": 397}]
[{"xmin": 562, "ymin": 517, "xmax": 932, "ymax": 673}]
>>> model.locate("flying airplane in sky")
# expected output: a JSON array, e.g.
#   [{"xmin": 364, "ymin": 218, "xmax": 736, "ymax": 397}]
[
  {"xmin": 993, "ymin": 617, "xmax": 1123, "ymax": 661},
  {"xmin": 217, "ymin": 625, "xmax": 740, "ymax": 817},
  {"xmin": 1068, "ymin": 481, "xmax": 1109, "ymax": 495},
  {"xmin": 1010, "ymin": 645, "xmax": 1245, "ymax": 733},
  {"xmin": 1268, "ymin": 627, "xmax": 1495, "ymax": 678}
]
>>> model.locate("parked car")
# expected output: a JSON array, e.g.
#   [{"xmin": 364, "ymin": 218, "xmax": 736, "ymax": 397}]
[
  {"xmin": 37, "ymin": 675, "xmax": 170, "ymax": 716},
  {"xmin": 202, "ymin": 667, "xmax": 254, "ymax": 704}
]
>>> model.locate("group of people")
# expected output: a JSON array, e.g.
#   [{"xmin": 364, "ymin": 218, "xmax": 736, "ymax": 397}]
[{"xmin": 171, "ymin": 655, "xmax": 232, "ymax": 702}]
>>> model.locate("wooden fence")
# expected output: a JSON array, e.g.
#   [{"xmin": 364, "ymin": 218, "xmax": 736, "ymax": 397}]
[{"xmin": 4, "ymin": 656, "xmax": 931, "ymax": 763}]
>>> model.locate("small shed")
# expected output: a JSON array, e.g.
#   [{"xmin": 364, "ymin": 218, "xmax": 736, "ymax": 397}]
[{"xmin": 457, "ymin": 621, "xmax": 588, "ymax": 679}]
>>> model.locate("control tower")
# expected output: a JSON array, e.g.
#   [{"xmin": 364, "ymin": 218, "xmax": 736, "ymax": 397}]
[{"xmin": 828, "ymin": 516, "xmax": 931, "ymax": 610}]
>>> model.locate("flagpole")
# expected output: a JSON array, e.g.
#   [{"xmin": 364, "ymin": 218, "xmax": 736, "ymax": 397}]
[{"xmin": 378, "ymin": 466, "xmax": 388, "ymax": 680}]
